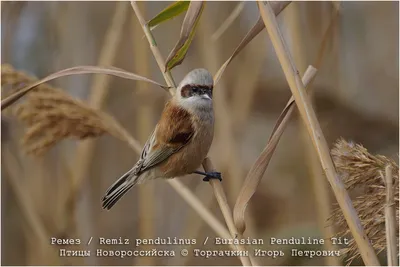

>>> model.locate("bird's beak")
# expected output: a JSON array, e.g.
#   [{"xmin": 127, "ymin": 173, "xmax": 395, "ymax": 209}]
[{"xmin": 202, "ymin": 93, "xmax": 212, "ymax": 100}]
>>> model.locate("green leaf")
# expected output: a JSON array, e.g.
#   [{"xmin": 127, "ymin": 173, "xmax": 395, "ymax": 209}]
[
  {"xmin": 164, "ymin": 1, "xmax": 205, "ymax": 72},
  {"xmin": 147, "ymin": 1, "xmax": 190, "ymax": 30}
]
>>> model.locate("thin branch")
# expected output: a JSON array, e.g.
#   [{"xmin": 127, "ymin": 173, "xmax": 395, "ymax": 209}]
[
  {"xmin": 257, "ymin": 2, "xmax": 380, "ymax": 266},
  {"xmin": 131, "ymin": 2, "xmax": 252, "ymax": 265}
]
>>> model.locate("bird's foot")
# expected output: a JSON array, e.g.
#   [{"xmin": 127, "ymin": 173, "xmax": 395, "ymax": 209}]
[
  {"xmin": 193, "ymin": 170, "xmax": 222, "ymax": 182},
  {"xmin": 202, "ymin": 172, "xmax": 222, "ymax": 182}
]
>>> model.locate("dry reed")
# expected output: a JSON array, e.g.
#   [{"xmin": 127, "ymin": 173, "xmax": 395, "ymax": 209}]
[
  {"xmin": 1, "ymin": 63, "xmax": 52, "ymax": 105},
  {"xmin": 287, "ymin": 3, "xmax": 341, "ymax": 265},
  {"xmin": 15, "ymin": 88, "xmax": 110, "ymax": 155},
  {"xmin": 383, "ymin": 165, "xmax": 398, "ymax": 266},
  {"xmin": 1, "ymin": 65, "xmax": 65, "ymax": 265},
  {"xmin": 258, "ymin": 2, "xmax": 380, "ymax": 265},
  {"xmin": 330, "ymin": 138, "xmax": 399, "ymax": 265},
  {"xmin": 2, "ymin": 63, "xmax": 32, "ymax": 89},
  {"xmin": 1, "ymin": 64, "xmax": 119, "ymax": 155}
]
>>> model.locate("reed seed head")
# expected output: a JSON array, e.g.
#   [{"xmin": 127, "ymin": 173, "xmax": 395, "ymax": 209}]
[
  {"xmin": 330, "ymin": 138, "xmax": 399, "ymax": 264},
  {"xmin": 2, "ymin": 64, "xmax": 122, "ymax": 155}
]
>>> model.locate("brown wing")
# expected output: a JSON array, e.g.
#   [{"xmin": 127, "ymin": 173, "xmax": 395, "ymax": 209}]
[
  {"xmin": 136, "ymin": 101, "xmax": 194, "ymax": 174},
  {"xmin": 156, "ymin": 101, "xmax": 194, "ymax": 146}
]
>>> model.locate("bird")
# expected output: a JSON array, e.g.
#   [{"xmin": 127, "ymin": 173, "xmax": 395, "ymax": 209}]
[{"xmin": 102, "ymin": 68, "xmax": 221, "ymax": 210}]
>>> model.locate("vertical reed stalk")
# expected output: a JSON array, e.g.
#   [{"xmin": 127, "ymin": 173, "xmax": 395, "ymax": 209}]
[
  {"xmin": 258, "ymin": 2, "xmax": 380, "ymax": 265},
  {"xmin": 382, "ymin": 165, "xmax": 398, "ymax": 266},
  {"xmin": 286, "ymin": 3, "xmax": 341, "ymax": 265}
]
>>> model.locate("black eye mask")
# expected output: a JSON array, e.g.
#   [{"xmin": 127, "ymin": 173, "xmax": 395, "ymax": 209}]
[{"xmin": 181, "ymin": 84, "xmax": 213, "ymax": 99}]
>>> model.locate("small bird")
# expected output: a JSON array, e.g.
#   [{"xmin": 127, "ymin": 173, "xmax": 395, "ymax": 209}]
[{"xmin": 102, "ymin": 68, "xmax": 221, "ymax": 210}]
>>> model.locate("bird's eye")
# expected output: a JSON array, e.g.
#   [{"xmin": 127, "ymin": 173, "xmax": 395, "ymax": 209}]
[{"xmin": 192, "ymin": 86, "xmax": 199, "ymax": 93}]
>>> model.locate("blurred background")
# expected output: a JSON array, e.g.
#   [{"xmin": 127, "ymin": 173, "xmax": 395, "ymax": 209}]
[{"xmin": 1, "ymin": 1, "xmax": 398, "ymax": 266}]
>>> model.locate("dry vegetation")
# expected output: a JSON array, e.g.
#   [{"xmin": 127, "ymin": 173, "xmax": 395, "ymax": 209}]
[
  {"xmin": 1, "ymin": 1, "xmax": 399, "ymax": 266},
  {"xmin": 330, "ymin": 138, "xmax": 399, "ymax": 264},
  {"xmin": 2, "ymin": 64, "xmax": 138, "ymax": 156}
]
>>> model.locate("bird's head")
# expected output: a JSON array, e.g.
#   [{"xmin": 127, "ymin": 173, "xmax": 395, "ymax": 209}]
[{"xmin": 175, "ymin": 68, "xmax": 214, "ymax": 111}]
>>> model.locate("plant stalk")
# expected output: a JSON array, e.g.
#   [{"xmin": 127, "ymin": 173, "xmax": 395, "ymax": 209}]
[
  {"xmin": 257, "ymin": 1, "xmax": 380, "ymax": 265},
  {"xmin": 383, "ymin": 165, "xmax": 398, "ymax": 266}
]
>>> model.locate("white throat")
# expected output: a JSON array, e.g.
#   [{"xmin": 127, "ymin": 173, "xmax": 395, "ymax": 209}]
[
  {"xmin": 178, "ymin": 95, "xmax": 212, "ymax": 112},
  {"xmin": 175, "ymin": 95, "xmax": 213, "ymax": 125}
]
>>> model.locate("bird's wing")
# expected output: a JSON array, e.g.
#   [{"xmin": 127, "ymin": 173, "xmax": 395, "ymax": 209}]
[
  {"xmin": 140, "ymin": 127, "xmax": 156, "ymax": 161},
  {"xmin": 135, "ymin": 102, "xmax": 194, "ymax": 175}
]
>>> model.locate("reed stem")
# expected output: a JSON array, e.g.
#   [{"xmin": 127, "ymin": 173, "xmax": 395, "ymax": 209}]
[{"xmin": 257, "ymin": 2, "xmax": 380, "ymax": 265}]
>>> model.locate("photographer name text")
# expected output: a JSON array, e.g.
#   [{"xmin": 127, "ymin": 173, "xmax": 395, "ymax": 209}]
[{"xmin": 49, "ymin": 236, "xmax": 347, "ymax": 259}]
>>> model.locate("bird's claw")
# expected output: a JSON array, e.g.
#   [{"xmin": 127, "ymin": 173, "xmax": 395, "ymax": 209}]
[{"xmin": 202, "ymin": 172, "xmax": 222, "ymax": 182}]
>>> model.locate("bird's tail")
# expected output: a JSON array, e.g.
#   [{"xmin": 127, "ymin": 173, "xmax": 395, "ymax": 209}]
[{"xmin": 102, "ymin": 169, "xmax": 139, "ymax": 210}]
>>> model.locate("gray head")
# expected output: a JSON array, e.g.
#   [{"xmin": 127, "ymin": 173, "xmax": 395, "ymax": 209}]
[{"xmin": 175, "ymin": 68, "xmax": 214, "ymax": 110}]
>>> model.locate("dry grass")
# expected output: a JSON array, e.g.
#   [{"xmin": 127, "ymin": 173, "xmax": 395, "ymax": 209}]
[
  {"xmin": 1, "ymin": 64, "xmax": 133, "ymax": 155},
  {"xmin": 2, "ymin": 63, "xmax": 32, "ymax": 89},
  {"xmin": 330, "ymin": 137, "xmax": 399, "ymax": 264},
  {"xmin": 15, "ymin": 89, "xmax": 108, "ymax": 155},
  {"xmin": 1, "ymin": 63, "xmax": 52, "ymax": 102}
]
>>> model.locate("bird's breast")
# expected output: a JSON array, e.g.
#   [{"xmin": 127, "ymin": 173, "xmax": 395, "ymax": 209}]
[{"xmin": 160, "ymin": 113, "xmax": 214, "ymax": 178}]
